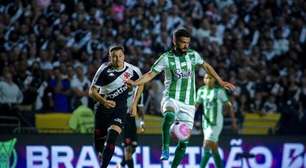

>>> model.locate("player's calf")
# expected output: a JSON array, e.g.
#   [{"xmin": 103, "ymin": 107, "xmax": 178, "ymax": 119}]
[
  {"xmin": 101, "ymin": 128, "xmax": 121, "ymax": 168},
  {"xmin": 161, "ymin": 111, "xmax": 175, "ymax": 160}
]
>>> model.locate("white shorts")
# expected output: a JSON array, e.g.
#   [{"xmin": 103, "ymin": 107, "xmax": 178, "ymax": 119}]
[
  {"xmin": 202, "ymin": 117, "xmax": 223, "ymax": 142},
  {"xmin": 161, "ymin": 97, "xmax": 195, "ymax": 129}
]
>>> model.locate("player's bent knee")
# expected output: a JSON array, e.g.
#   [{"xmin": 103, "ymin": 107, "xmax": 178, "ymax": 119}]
[
  {"xmin": 164, "ymin": 111, "xmax": 175, "ymax": 118},
  {"xmin": 178, "ymin": 140, "xmax": 188, "ymax": 150},
  {"xmin": 124, "ymin": 146, "xmax": 135, "ymax": 160},
  {"xmin": 211, "ymin": 143, "xmax": 218, "ymax": 152},
  {"xmin": 125, "ymin": 146, "xmax": 132, "ymax": 154},
  {"xmin": 126, "ymin": 152, "xmax": 133, "ymax": 160},
  {"xmin": 105, "ymin": 129, "xmax": 119, "ymax": 150},
  {"xmin": 204, "ymin": 140, "xmax": 217, "ymax": 151}
]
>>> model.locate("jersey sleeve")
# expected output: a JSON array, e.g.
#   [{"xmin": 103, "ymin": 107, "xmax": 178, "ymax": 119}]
[
  {"xmin": 196, "ymin": 87, "xmax": 204, "ymax": 104},
  {"xmin": 130, "ymin": 65, "xmax": 142, "ymax": 80},
  {"xmin": 151, "ymin": 54, "xmax": 167, "ymax": 73},
  {"xmin": 194, "ymin": 51, "xmax": 204, "ymax": 65},
  {"xmin": 219, "ymin": 88, "xmax": 229, "ymax": 103},
  {"xmin": 90, "ymin": 63, "xmax": 107, "ymax": 87}
]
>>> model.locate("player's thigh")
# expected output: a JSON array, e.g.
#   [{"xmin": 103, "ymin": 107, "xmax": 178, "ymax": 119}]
[
  {"xmin": 203, "ymin": 140, "xmax": 218, "ymax": 151},
  {"xmin": 94, "ymin": 113, "xmax": 112, "ymax": 151},
  {"xmin": 123, "ymin": 116, "xmax": 138, "ymax": 147},
  {"xmin": 124, "ymin": 115, "xmax": 137, "ymax": 133},
  {"xmin": 176, "ymin": 103, "xmax": 196, "ymax": 129},
  {"xmin": 124, "ymin": 145, "xmax": 136, "ymax": 159},
  {"xmin": 110, "ymin": 108, "xmax": 127, "ymax": 134},
  {"xmin": 161, "ymin": 97, "xmax": 179, "ymax": 114},
  {"xmin": 94, "ymin": 113, "xmax": 111, "ymax": 139},
  {"xmin": 203, "ymin": 125, "xmax": 222, "ymax": 143}
]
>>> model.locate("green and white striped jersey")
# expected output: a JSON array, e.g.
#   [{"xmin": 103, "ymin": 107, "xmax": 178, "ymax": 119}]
[
  {"xmin": 196, "ymin": 86, "xmax": 229, "ymax": 126},
  {"xmin": 151, "ymin": 49, "xmax": 204, "ymax": 105}
]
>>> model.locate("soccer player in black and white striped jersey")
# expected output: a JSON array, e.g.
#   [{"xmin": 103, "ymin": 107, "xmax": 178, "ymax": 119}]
[{"xmin": 89, "ymin": 45, "xmax": 143, "ymax": 168}]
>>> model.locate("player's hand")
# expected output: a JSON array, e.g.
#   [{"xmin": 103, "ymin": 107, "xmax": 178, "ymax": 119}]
[
  {"xmin": 139, "ymin": 127, "xmax": 145, "ymax": 134},
  {"xmin": 125, "ymin": 79, "xmax": 137, "ymax": 86},
  {"xmin": 102, "ymin": 100, "xmax": 116, "ymax": 109},
  {"xmin": 139, "ymin": 120, "xmax": 145, "ymax": 134},
  {"xmin": 221, "ymin": 81, "xmax": 236, "ymax": 90},
  {"xmin": 130, "ymin": 104, "xmax": 137, "ymax": 117}
]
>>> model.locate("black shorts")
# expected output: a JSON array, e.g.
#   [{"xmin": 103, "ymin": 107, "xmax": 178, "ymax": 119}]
[
  {"xmin": 94, "ymin": 107, "xmax": 127, "ymax": 148},
  {"xmin": 122, "ymin": 115, "xmax": 138, "ymax": 147}
]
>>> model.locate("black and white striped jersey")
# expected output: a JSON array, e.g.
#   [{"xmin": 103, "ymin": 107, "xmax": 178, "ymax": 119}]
[{"xmin": 91, "ymin": 62, "xmax": 142, "ymax": 111}]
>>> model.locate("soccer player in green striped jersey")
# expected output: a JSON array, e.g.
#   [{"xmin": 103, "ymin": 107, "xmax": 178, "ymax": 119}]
[
  {"xmin": 196, "ymin": 74, "xmax": 237, "ymax": 168},
  {"xmin": 127, "ymin": 28, "xmax": 235, "ymax": 167}
]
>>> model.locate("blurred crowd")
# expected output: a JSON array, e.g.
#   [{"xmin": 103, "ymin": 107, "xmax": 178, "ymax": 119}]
[{"xmin": 0, "ymin": 0, "xmax": 305, "ymax": 134}]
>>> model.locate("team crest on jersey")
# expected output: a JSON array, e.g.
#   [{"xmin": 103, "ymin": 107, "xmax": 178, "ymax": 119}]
[{"xmin": 123, "ymin": 72, "xmax": 131, "ymax": 80}]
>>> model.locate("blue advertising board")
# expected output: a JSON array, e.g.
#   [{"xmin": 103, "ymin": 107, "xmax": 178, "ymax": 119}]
[{"xmin": 0, "ymin": 134, "xmax": 305, "ymax": 168}]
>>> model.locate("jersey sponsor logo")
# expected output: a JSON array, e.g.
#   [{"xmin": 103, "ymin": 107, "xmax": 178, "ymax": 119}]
[
  {"xmin": 106, "ymin": 85, "xmax": 128, "ymax": 99},
  {"xmin": 114, "ymin": 118, "xmax": 122, "ymax": 124},
  {"xmin": 108, "ymin": 73, "xmax": 115, "ymax": 77},
  {"xmin": 174, "ymin": 70, "xmax": 192, "ymax": 78}
]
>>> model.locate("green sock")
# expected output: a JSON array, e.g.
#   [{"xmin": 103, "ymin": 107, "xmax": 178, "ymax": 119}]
[
  {"xmin": 171, "ymin": 140, "xmax": 188, "ymax": 168},
  {"xmin": 200, "ymin": 148, "xmax": 211, "ymax": 168},
  {"xmin": 212, "ymin": 150, "xmax": 223, "ymax": 168},
  {"xmin": 162, "ymin": 111, "xmax": 175, "ymax": 151}
]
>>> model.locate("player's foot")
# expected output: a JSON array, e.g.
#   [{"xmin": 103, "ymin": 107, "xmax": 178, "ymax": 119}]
[{"xmin": 160, "ymin": 150, "xmax": 169, "ymax": 160}]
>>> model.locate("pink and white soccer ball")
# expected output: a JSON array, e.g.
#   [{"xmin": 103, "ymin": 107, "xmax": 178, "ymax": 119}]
[{"xmin": 170, "ymin": 122, "xmax": 191, "ymax": 141}]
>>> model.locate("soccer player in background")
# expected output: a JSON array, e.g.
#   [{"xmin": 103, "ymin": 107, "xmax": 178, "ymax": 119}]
[
  {"xmin": 196, "ymin": 74, "xmax": 237, "ymax": 168},
  {"xmin": 127, "ymin": 28, "xmax": 235, "ymax": 167},
  {"xmin": 89, "ymin": 45, "xmax": 143, "ymax": 168},
  {"xmin": 118, "ymin": 69, "xmax": 144, "ymax": 168}
]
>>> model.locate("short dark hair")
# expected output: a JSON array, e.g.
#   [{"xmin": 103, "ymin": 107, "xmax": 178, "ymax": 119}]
[
  {"xmin": 173, "ymin": 28, "xmax": 191, "ymax": 39},
  {"xmin": 109, "ymin": 45, "xmax": 124, "ymax": 53}
]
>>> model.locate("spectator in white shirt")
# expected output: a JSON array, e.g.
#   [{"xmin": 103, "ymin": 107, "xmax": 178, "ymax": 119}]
[
  {"xmin": 71, "ymin": 66, "xmax": 90, "ymax": 109},
  {"xmin": 0, "ymin": 71, "xmax": 23, "ymax": 105}
]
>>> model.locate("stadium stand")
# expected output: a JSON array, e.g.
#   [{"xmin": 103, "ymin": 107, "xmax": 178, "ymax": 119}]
[{"xmin": 0, "ymin": 0, "xmax": 305, "ymax": 135}]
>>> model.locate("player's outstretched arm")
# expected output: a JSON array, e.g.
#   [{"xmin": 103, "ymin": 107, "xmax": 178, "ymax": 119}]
[
  {"xmin": 131, "ymin": 84, "xmax": 144, "ymax": 117},
  {"xmin": 225, "ymin": 101, "xmax": 238, "ymax": 131},
  {"xmin": 88, "ymin": 85, "xmax": 116, "ymax": 108},
  {"xmin": 201, "ymin": 62, "xmax": 235, "ymax": 90},
  {"xmin": 126, "ymin": 71, "xmax": 158, "ymax": 86}
]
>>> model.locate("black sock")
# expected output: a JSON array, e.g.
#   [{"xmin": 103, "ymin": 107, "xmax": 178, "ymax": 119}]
[
  {"xmin": 121, "ymin": 157, "xmax": 126, "ymax": 166},
  {"xmin": 101, "ymin": 129, "xmax": 119, "ymax": 168},
  {"xmin": 126, "ymin": 159, "xmax": 134, "ymax": 168}
]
